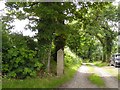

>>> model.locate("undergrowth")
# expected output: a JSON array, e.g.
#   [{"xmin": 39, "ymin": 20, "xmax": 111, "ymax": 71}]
[{"xmin": 2, "ymin": 46, "xmax": 82, "ymax": 88}]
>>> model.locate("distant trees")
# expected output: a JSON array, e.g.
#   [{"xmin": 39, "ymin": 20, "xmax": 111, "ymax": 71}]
[{"xmin": 67, "ymin": 2, "xmax": 118, "ymax": 62}]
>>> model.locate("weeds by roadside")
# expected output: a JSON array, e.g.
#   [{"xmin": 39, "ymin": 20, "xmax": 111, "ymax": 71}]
[
  {"xmin": 118, "ymin": 74, "xmax": 120, "ymax": 80},
  {"xmin": 93, "ymin": 61, "xmax": 108, "ymax": 67}
]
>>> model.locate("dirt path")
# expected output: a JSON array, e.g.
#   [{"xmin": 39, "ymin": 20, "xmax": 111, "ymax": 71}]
[
  {"xmin": 60, "ymin": 63, "xmax": 119, "ymax": 88},
  {"xmin": 60, "ymin": 64, "xmax": 98, "ymax": 88}
]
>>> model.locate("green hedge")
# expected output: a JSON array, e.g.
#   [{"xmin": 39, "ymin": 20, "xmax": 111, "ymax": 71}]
[{"xmin": 2, "ymin": 47, "xmax": 43, "ymax": 79}]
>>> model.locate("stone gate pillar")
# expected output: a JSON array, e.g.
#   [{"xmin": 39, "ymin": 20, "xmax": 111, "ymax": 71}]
[{"xmin": 57, "ymin": 49, "xmax": 64, "ymax": 76}]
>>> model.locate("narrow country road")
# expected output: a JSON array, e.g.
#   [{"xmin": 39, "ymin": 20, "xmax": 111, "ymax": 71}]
[
  {"xmin": 60, "ymin": 63, "xmax": 119, "ymax": 88},
  {"xmin": 60, "ymin": 64, "xmax": 98, "ymax": 88}
]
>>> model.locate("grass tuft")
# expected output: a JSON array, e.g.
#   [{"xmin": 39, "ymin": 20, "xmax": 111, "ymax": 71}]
[
  {"xmin": 93, "ymin": 61, "xmax": 108, "ymax": 67},
  {"xmin": 118, "ymin": 74, "xmax": 120, "ymax": 80},
  {"xmin": 88, "ymin": 74, "xmax": 105, "ymax": 87}
]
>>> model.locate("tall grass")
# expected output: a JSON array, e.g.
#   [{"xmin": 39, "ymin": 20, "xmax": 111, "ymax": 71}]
[{"xmin": 118, "ymin": 74, "xmax": 120, "ymax": 80}]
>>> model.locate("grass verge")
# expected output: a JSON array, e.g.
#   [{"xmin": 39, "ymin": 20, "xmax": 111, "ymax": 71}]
[
  {"xmin": 118, "ymin": 74, "xmax": 120, "ymax": 80},
  {"xmin": 88, "ymin": 74, "xmax": 105, "ymax": 88},
  {"xmin": 2, "ymin": 64, "xmax": 80, "ymax": 88}
]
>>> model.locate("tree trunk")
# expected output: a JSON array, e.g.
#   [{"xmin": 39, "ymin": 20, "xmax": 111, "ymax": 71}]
[
  {"xmin": 118, "ymin": 35, "xmax": 120, "ymax": 53},
  {"xmin": 105, "ymin": 36, "xmax": 113, "ymax": 62},
  {"xmin": 47, "ymin": 43, "xmax": 52, "ymax": 73},
  {"xmin": 102, "ymin": 46, "xmax": 106, "ymax": 62},
  {"xmin": 118, "ymin": 46, "xmax": 120, "ymax": 53},
  {"xmin": 106, "ymin": 53, "xmax": 111, "ymax": 63}
]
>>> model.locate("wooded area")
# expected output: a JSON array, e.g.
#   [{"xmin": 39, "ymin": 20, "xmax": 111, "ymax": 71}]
[{"xmin": 1, "ymin": 2, "xmax": 119, "ymax": 81}]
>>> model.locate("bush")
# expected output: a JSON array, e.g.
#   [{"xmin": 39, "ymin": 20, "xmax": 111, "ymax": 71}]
[
  {"xmin": 64, "ymin": 47, "xmax": 82, "ymax": 67},
  {"xmin": 2, "ymin": 47, "xmax": 43, "ymax": 79},
  {"xmin": 2, "ymin": 31, "xmax": 43, "ymax": 79}
]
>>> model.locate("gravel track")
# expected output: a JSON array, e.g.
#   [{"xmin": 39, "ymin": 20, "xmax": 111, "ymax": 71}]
[
  {"xmin": 60, "ymin": 63, "xmax": 119, "ymax": 89},
  {"xmin": 60, "ymin": 64, "xmax": 98, "ymax": 88},
  {"xmin": 94, "ymin": 66, "xmax": 118, "ymax": 88}
]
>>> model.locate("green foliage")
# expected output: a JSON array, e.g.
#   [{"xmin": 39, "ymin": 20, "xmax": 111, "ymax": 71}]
[
  {"xmin": 2, "ymin": 62, "xmax": 81, "ymax": 88},
  {"xmin": 2, "ymin": 2, "xmax": 118, "ymax": 81},
  {"xmin": 67, "ymin": 2, "xmax": 118, "ymax": 62},
  {"xmin": 2, "ymin": 44, "xmax": 79, "ymax": 87},
  {"xmin": 2, "ymin": 30, "xmax": 43, "ymax": 79},
  {"xmin": 50, "ymin": 59, "xmax": 57, "ymax": 75},
  {"xmin": 64, "ymin": 47, "xmax": 82, "ymax": 67},
  {"xmin": 67, "ymin": 24, "xmax": 102, "ymax": 61},
  {"xmin": 3, "ymin": 47, "xmax": 43, "ymax": 79},
  {"xmin": 4, "ymin": 2, "xmax": 76, "ymax": 65}
]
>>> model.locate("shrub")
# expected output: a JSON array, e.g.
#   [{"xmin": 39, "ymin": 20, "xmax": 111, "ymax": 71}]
[
  {"xmin": 2, "ymin": 47, "xmax": 43, "ymax": 79},
  {"xmin": 2, "ymin": 31, "xmax": 44, "ymax": 79},
  {"xmin": 64, "ymin": 47, "xmax": 81, "ymax": 67},
  {"xmin": 2, "ymin": 48, "xmax": 43, "ymax": 78}
]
